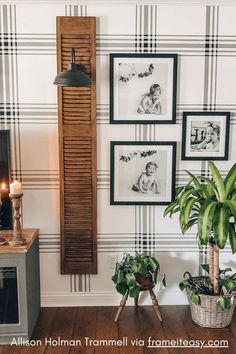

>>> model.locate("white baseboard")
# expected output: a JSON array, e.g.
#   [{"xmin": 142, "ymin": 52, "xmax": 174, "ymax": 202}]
[{"xmin": 41, "ymin": 290, "xmax": 188, "ymax": 307}]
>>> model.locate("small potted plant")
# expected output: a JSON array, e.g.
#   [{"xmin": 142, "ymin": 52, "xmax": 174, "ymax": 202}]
[
  {"xmin": 164, "ymin": 161, "xmax": 236, "ymax": 328},
  {"xmin": 112, "ymin": 253, "xmax": 166, "ymax": 322}
]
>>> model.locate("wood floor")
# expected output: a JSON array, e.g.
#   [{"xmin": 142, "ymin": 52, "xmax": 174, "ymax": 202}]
[{"xmin": 0, "ymin": 306, "xmax": 235, "ymax": 354}]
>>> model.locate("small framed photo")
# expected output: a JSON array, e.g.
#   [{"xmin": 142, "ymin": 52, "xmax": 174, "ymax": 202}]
[
  {"xmin": 182, "ymin": 112, "xmax": 230, "ymax": 160},
  {"xmin": 110, "ymin": 53, "xmax": 178, "ymax": 124},
  {"xmin": 110, "ymin": 141, "xmax": 176, "ymax": 205}
]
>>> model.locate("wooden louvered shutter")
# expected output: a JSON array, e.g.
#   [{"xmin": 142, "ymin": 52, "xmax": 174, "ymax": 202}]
[{"xmin": 56, "ymin": 17, "xmax": 97, "ymax": 274}]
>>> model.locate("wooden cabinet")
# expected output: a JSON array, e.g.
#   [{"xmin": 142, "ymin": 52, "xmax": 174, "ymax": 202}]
[{"xmin": 0, "ymin": 229, "xmax": 40, "ymax": 344}]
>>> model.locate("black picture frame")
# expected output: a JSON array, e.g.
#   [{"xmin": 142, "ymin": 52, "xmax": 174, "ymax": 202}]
[
  {"xmin": 110, "ymin": 141, "xmax": 176, "ymax": 205},
  {"xmin": 182, "ymin": 111, "xmax": 230, "ymax": 161},
  {"xmin": 109, "ymin": 53, "xmax": 178, "ymax": 124},
  {"xmin": 0, "ymin": 130, "xmax": 12, "ymax": 229}
]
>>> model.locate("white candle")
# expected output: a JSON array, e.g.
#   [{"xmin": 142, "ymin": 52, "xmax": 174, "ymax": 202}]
[
  {"xmin": 1, "ymin": 183, "xmax": 6, "ymax": 190},
  {"xmin": 10, "ymin": 181, "xmax": 22, "ymax": 195},
  {"xmin": 0, "ymin": 183, "xmax": 7, "ymax": 203}
]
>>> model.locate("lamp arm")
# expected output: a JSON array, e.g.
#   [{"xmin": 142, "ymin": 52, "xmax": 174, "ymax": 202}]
[{"xmin": 72, "ymin": 48, "xmax": 76, "ymax": 64}]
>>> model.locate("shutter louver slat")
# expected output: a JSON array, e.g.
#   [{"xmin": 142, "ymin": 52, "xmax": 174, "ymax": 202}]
[
  {"xmin": 62, "ymin": 87, "xmax": 92, "ymax": 125},
  {"xmin": 56, "ymin": 17, "xmax": 97, "ymax": 274}
]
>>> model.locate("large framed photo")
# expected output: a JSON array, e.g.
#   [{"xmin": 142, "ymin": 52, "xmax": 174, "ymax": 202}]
[
  {"xmin": 110, "ymin": 142, "xmax": 176, "ymax": 205},
  {"xmin": 182, "ymin": 112, "xmax": 230, "ymax": 160},
  {"xmin": 110, "ymin": 53, "xmax": 178, "ymax": 124}
]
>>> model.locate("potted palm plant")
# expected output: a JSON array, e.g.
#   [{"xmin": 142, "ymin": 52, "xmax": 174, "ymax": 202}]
[{"xmin": 164, "ymin": 161, "xmax": 236, "ymax": 328}]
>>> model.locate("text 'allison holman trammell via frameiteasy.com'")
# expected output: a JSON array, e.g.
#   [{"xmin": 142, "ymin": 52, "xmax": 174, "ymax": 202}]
[{"xmin": 11, "ymin": 336, "xmax": 229, "ymax": 349}]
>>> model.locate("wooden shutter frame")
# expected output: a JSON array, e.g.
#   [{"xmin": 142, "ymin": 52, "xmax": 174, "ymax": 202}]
[{"xmin": 56, "ymin": 17, "xmax": 97, "ymax": 274}]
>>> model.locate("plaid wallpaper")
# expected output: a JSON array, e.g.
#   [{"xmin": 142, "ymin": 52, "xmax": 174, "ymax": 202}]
[{"xmin": 0, "ymin": 2, "xmax": 235, "ymax": 305}]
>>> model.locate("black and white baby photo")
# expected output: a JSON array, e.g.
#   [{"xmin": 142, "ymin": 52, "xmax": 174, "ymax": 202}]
[
  {"xmin": 117, "ymin": 61, "xmax": 169, "ymax": 119},
  {"xmin": 117, "ymin": 149, "xmax": 168, "ymax": 200},
  {"xmin": 190, "ymin": 121, "xmax": 221, "ymax": 153}
]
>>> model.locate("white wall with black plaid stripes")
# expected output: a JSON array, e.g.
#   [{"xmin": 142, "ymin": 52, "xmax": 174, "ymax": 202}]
[{"xmin": 0, "ymin": 1, "xmax": 235, "ymax": 305}]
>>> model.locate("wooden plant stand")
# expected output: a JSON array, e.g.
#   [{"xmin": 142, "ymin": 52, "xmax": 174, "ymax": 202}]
[{"xmin": 114, "ymin": 288, "xmax": 162, "ymax": 323}]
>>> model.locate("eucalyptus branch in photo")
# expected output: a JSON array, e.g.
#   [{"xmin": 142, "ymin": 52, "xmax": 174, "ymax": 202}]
[
  {"xmin": 118, "ymin": 63, "xmax": 135, "ymax": 83},
  {"xmin": 119, "ymin": 63, "xmax": 155, "ymax": 83},
  {"xmin": 120, "ymin": 150, "xmax": 157, "ymax": 162},
  {"xmin": 137, "ymin": 64, "xmax": 154, "ymax": 78}
]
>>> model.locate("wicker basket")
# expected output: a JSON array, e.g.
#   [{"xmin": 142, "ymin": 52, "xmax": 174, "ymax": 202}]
[{"xmin": 187, "ymin": 289, "xmax": 236, "ymax": 328}]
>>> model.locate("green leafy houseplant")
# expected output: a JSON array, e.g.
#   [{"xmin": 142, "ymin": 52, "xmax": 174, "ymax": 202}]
[
  {"xmin": 112, "ymin": 253, "xmax": 166, "ymax": 299},
  {"xmin": 164, "ymin": 161, "xmax": 236, "ymax": 314}
]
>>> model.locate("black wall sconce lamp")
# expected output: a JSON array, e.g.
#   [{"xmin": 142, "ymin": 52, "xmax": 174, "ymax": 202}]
[{"xmin": 53, "ymin": 48, "xmax": 91, "ymax": 87}]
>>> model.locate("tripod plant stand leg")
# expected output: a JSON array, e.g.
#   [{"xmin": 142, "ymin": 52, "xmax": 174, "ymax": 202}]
[
  {"xmin": 149, "ymin": 289, "xmax": 162, "ymax": 322},
  {"xmin": 114, "ymin": 290, "xmax": 129, "ymax": 322},
  {"xmin": 134, "ymin": 294, "xmax": 139, "ymax": 307}
]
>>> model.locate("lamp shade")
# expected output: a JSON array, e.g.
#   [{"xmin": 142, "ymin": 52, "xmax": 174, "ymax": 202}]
[{"xmin": 53, "ymin": 48, "xmax": 91, "ymax": 87}]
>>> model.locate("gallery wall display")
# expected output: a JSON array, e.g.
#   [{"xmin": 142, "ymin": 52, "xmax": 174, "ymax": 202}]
[
  {"xmin": 181, "ymin": 111, "xmax": 230, "ymax": 161},
  {"xmin": 109, "ymin": 53, "xmax": 178, "ymax": 124},
  {"xmin": 110, "ymin": 141, "xmax": 176, "ymax": 205}
]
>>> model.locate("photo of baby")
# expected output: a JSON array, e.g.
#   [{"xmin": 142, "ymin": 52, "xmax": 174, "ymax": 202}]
[
  {"xmin": 132, "ymin": 162, "xmax": 160, "ymax": 194},
  {"xmin": 110, "ymin": 54, "xmax": 177, "ymax": 124},
  {"xmin": 110, "ymin": 142, "xmax": 176, "ymax": 205},
  {"xmin": 137, "ymin": 84, "xmax": 162, "ymax": 115},
  {"xmin": 182, "ymin": 112, "xmax": 230, "ymax": 161},
  {"xmin": 190, "ymin": 121, "xmax": 220, "ymax": 152}
]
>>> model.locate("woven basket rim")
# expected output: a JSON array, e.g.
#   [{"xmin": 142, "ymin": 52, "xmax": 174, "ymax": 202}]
[{"xmin": 186, "ymin": 288, "xmax": 236, "ymax": 299}]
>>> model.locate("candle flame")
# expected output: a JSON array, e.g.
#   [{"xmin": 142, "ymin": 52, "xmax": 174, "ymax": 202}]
[{"xmin": 1, "ymin": 183, "xmax": 7, "ymax": 190}]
